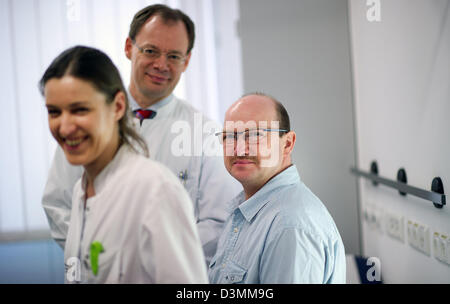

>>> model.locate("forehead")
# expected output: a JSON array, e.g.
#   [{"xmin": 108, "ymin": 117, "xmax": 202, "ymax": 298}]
[
  {"xmin": 44, "ymin": 76, "xmax": 104, "ymax": 105},
  {"xmin": 225, "ymin": 95, "xmax": 278, "ymax": 128},
  {"xmin": 134, "ymin": 15, "xmax": 189, "ymax": 51}
]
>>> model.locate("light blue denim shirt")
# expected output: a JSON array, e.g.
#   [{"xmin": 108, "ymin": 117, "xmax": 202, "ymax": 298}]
[{"xmin": 208, "ymin": 165, "xmax": 346, "ymax": 284}]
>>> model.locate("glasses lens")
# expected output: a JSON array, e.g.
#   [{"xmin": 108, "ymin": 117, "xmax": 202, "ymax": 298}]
[
  {"xmin": 140, "ymin": 47, "xmax": 159, "ymax": 59},
  {"xmin": 167, "ymin": 54, "xmax": 184, "ymax": 65},
  {"xmin": 247, "ymin": 130, "xmax": 259, "ymax": 143},
  {"xmin": 140, "ymin": 46, "xmax": 184, "ymax": 65},
  {"xmin": 248, "ymin": 129, "xmax": 267, "ymax": 144},
  {"xmin": 217, "ymin": 130, "xmax": 268, "ymax": 145},
  {"xmin": 223, "ymin": 132, "xmax": 236, "ymax": 145}
]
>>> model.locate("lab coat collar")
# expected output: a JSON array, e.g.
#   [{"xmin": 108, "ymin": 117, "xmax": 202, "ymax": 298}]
[
  {"xmin": 81, "ymin": 144, "xmax": 133, "ymax": 196},
  {"xmin": 230, "ymin": 165, "xmax": 300, "ymax": 223}
]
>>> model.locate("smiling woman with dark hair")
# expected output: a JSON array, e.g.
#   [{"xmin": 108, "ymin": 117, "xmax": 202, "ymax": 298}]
[{"xmin": 40, "ymin": 45, "xmax": 207, "ymax": 283}]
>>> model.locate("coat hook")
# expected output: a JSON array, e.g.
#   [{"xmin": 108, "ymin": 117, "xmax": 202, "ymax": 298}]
[
  {"xmin": 431, "ymin": 177, "xmax": 445, "ymax": 209},
  {"xmin": 370, "ymin": 161, "xmax": 379, "ymax": 186},
  {"xmin": 397, "ymin": 168, "xmax": 407, "ymax": 196}
]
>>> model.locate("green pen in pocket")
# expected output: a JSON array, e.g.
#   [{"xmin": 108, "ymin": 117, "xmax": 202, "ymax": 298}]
[{"xmin": 90, "ymin": 241, "xmax": 104, "ymax": 276}]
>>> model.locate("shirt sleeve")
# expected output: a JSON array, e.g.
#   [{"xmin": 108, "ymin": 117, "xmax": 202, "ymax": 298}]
[
  {"xmin": 260, "ymin": 227, "xmax": 327, "ymax": 283},
  {"xmin": 139, "ymin": 177, "xmax": 209, "ymax": 283},
  {"xmin": 196, "ymin": 134, "xmax": 242, "ymax": 265},
  {"xmin": 41, "ymin": 146, "xmax": 83, "ymax": 248}
]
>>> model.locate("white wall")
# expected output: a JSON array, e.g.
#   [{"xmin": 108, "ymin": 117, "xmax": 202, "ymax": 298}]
[
  {"xmin": 238, "ymin": 0, "xmax": 360, "ymax": 255},
  {"xmin": 349, "ymin": 0, "xmax": 450, "ymax": 283},
  {"xmin": 212, "ymin": 0, "xmax": 244, "ymax": 122}
]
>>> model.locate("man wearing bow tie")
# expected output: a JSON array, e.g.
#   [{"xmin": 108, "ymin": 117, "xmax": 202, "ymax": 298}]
[{"xmin": 42, "ymin": 4, "xmax": 240, "ymax": 265}]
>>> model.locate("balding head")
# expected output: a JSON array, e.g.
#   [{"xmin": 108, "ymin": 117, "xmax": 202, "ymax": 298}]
[
  {"xmin": 226, "ymin": 93, "xmax": 290, "ymax": 135},
  {"xmin": 226, "ymin": 93, "xmax": 277, "ymax": 127}
]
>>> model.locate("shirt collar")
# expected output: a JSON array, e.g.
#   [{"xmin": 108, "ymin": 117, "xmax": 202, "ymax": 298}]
[
  {"xmin": 231, "ymin": 165, "xmax": 301, "ymax": 222},
  {"xmin": 127, "ymin": 90, "xmax": 174, "ymax": 113}
]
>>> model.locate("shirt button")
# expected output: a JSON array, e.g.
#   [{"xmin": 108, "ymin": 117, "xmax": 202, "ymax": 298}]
[
  {"xmin": 233, "ymin": 227, "xmax": 239, "ymax": 233},
  {"xmin": 222, "ymin": 263, "xmax": 226, "ymax": 268}
]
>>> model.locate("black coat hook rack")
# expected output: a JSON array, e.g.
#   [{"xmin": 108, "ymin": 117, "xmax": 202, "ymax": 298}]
[{"xmin": 351, "ymin": 161, "xmax": 446, "ymax": 209}]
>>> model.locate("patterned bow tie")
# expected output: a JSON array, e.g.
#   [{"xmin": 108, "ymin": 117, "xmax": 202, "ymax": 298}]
[{"xmin": 134, "ymin": 109, "xmax": 156, "ymax": 126}]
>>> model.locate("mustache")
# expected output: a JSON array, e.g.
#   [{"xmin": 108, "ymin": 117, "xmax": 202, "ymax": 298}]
[{"xmin": 230, "ymin": 156, "xmax": 258, "ymax": 163}]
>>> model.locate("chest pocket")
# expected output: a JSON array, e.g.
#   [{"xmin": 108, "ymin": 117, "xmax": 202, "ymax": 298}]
[{"xmin": 223, "ymin": 260, "xmax": 247, "ymax": 284}]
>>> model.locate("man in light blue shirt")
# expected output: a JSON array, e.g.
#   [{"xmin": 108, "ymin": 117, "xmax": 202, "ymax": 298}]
[{"xmin": 209, "ymin": 93, "xmax": 346, "ymax": 283}]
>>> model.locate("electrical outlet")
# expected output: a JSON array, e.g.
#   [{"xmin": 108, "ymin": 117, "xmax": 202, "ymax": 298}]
[
  {"xmin": 407, "ymin": 219, "xmax": 430, "ymax": 256},
  {"xmin": 363, "ymin": 205, "xmax": 371, "ymax": 224},
  {"xmin": 446, "ymin": 237, "xmax": 450, "ymax": 264},
  {"xmin": 418, "ymin": 225, "xmax": 430, "ymax": 256},
  {"xmin": 433, "ymin": 232, "xmax": 445, "ymax": 262},
  {"xmin": 373, "ymin": 206, "xmax": 383, "ymax": 233},
  {"xmin": 364, "ymin": 204, "xmax": 383, "ymax": 234},
  {"xmin": 433, "ymin": 232, "xmax": 450, "ymax": 266},
  {"xmin": 407, "ymin": 220, "xmax": 416, "ymax": 247},
  {"xmin": 385, "ymin": 211, "xmax": 404, "ymax": 242}
]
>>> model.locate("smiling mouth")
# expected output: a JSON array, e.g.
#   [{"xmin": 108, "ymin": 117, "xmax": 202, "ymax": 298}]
[
  {"xmin": 146, "ymin": 73, "xmax": 168, "ymax": 83},
  {"xmin": 233, "ymin": 159, "xmax": 255, "ymax": 165},
  {"xmin": 62, "ymin": 136, "xmax": 87, "ymax": 151}
]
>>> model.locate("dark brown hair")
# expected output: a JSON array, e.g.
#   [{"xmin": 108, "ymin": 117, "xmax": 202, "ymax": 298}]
[
  {"xmin": 39, "ymin": 45, "xmax": 149, "ymax": 156},
  {"xmin": 129, "ymin": 4, "xmax": 195, "ymax": 55}
]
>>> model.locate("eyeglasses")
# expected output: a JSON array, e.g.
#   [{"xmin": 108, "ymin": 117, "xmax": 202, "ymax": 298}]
[
  {"xmin": 132, "ymin": 41, "xmax": 187, "ymax": 66},
  {"xmin": 215, "ymin": 129, "xmax": 289, "ymax": 145}
]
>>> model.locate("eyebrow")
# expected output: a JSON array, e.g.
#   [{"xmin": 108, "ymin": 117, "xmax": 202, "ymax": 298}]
[
  {"xmin": 45, "ymin": 101, "xmax": 90, "ymax": 108},
  {"xmin": 69, "ymin": 101, "xmax": 90, "ymax": 107}
]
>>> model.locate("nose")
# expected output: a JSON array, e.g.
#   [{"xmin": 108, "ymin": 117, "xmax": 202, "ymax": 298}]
[
  {"xmin": 234, "ymin": 135, "xmax": 249, "ymax": 156},
  {"xmin": 152, "ymin": 54, "xmax": 169, "ymax": 71},
  {"xmin": 58, "ymin": 112, "xmax": 77, "ymax": 138}
]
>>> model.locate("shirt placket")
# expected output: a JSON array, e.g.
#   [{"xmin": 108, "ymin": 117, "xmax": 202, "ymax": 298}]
[
  {"xmin": 220, "ymin": 210, "xmax": 243, "ymax": 276},
  {"xmin": 79, "ymin": 200, "xmax": 91, "ymax": 282}
]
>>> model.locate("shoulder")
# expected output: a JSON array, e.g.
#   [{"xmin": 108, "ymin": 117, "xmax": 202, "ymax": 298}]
[
  {"xmin": 115, "ymin": 149, "xmax": 192, "ymax": 209},
  {"xmin": 121, "ymin": 151, "xmax": 180, "ymax": 185},
  {"xmin": 172, "ymin": 97, "xmax": 219, "ymax": 125},
  {"xmin": 170, "ymin": 97, "xmax": 222, "ymax": 156},
  {"xmin": 267, "ymin": 182, "xmax": 341, "ymax": 243},
  {"xmin": 172, "ymin": 97, "xmax": 200, "ymax": 115}
]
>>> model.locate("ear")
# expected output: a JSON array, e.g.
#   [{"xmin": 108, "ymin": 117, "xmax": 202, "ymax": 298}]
[
  {"xmin": 283, "ymin": 131, "xmax": 296, "ymax": 157},
  {"xmin": 113, "ymin": 91, "xmax": 127, "ymax": 121},
  {"xmin": 181, "ymin": 52, "xmax": 192, "ymax": 72},
  {"xmin": 125, "ymin": 37, "xmax": 133, "ymax": 60}
]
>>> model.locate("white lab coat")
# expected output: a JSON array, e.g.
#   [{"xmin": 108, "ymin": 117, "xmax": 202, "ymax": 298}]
[
  {"xmin": 42, "ymin": 94, "xmax": 241, "ymax": 264},
  {"xmin": 64, "ymin": 145, "xmax": 208, "ymax": 283}
]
